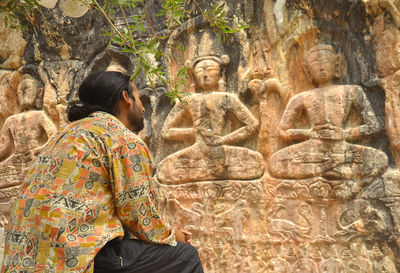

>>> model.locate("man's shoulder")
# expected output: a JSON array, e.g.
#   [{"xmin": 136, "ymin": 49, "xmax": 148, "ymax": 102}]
[
  {"xmin": 77, "ymin": 112, "xmax": 126, "ymax": 134},
  {"xmin": 87, "ymin": 112, "xmax": 147, "ymax": 148}
]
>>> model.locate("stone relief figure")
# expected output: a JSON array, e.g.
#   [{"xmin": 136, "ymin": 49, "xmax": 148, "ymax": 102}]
[
  {"xmin": 320, "ymin": 245, "xmax": 345, "ymax": 273},
  {"xmin": 0, "ymin": 74, "xmax": 57, "ymax": 181},
  {"xmin": 290, "ymin": 245, "xmax": 319, "ymax": 273},
  {"xmin": 217, "ymin": 240, "xmax": 235, "ymax": 272},
  {"xmin": 197, "ymin": 234, "xmax": 218, "ymax": 273},
  {"xmin": 269, "ymin": 44, "xmax": 388, "ymax": 180},
  {"xmin": 371, "ymin": 244, "xmax": 397, "ymax": 272},
  {"xmin": 266, "ymin": 244, "xmax": 290, "ymax": 273},
  {"xmin": 347, "ymin": 238, "xmax": 373, "ymax": 273},
  {"xmin": 157, "ymin": 54, "xmax": 264, "ymax": 184},
  {"xmin": 232, "ymin": 246, "xmax": 250, "ymax": 273}
]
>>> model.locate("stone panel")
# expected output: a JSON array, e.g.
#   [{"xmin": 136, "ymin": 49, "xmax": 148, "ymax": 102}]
[{"xmin": 0, "ymin": 0, "xmax": 400, "ymax": 272}]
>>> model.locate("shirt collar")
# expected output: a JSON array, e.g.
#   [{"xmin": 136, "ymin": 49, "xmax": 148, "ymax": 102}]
[{"xmin": 90, "ymin": 111, "xmax": 123, "ymax": 124}]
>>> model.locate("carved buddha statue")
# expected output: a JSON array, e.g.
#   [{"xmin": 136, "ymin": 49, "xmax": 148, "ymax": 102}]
[
  {"xmin": 0, "ymin": 76, "xmax": 57, "ymax": 163},
  {"xmin": 157, "ymin": 55, "xmax": 264, "ymax": 184},
  {"xmin": 269, "ymin": 44, "xmax": 388, "ymax": 180}
]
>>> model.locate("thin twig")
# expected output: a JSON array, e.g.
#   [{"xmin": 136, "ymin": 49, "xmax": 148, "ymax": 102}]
[
  {"xmin": 140, "ymin": 0, "xmax": 162, "ymax": 45},
  {"xmin": 192, "ymin": 0, "xmax": 207, "ymax": 18},
  {"xmin": 90, "ymin": 0, "xmax": 134, "ymax": 48},
  {"xmin": 118, "ymin": 2, "xmax": 138, "ymax": 52}
]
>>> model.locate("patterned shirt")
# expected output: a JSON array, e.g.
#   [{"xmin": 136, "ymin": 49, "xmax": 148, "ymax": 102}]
[{"xmin": 2, "ymin": 111, "xmax": 176, "ymax": 273}]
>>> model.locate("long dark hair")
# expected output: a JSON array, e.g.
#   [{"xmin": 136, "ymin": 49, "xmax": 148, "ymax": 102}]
[{"xmin": 67, "ymin": 71, "xmax": 132, "ymax": 122}]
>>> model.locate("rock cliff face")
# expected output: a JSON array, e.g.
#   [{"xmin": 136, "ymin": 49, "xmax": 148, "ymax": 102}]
[{"xmin": 1, "ymin": 0, "xmax": 400, "ymax": 272}]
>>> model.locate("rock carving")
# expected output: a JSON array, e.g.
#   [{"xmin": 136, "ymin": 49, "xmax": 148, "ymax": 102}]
[
  {"xmin": 269, "ymin": 44, "xmax": 388, "ymax": 180},
  {"xmin": 157, "ymin": 55, "xmax": 264, "ymax": 184}
]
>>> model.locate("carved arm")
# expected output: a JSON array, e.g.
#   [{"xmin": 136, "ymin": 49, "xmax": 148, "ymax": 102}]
[
  {"xmin": 161, "ymin": 102, "xmax": 195, "ymax": 141},
  {"xmin": 278, "ymin": 94, "xmax": 312, "ymax": 141},
  {"xmin": 0, "ymin": 121, "xmax": 13, "ymax": 162},
  {"xmin": 343, "ymin": 86, "xmax": 380, "ymax": 140},
  {"xmin": 221, "ymin": 95, "xmax": 259, "ymax": 145},
  {"xmin": 32, "ymin": 113, "xmax": 58, "ymax": 156}
]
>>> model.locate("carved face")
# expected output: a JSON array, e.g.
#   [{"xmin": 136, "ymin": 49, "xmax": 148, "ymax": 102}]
[
  {"xmin": 17, "ymin": 78, "xmax": 39, "ymax": 110},
  {"xmin": 305, "ymin": 50, "xmax": 336, "ymax": 87},
  {"xmin": 194, "ymin": 59, "xmax": 221, "ymax": 91}
]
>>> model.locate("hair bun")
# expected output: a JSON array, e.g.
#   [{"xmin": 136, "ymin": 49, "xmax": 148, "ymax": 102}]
[{"xmin": 67, "ymin": 102, "xmax": 91, "ymax": 122}]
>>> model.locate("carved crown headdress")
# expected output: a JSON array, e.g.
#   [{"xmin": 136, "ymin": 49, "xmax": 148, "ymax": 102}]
[{"xmin": 306, "ymin": 44, "xmax": 335, "ymax": 56}]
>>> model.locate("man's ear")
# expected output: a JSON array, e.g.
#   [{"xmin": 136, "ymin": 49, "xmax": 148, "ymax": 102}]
[{"xmin": 120, "ymin": 90, "xmax": 132, "ymax": 106}]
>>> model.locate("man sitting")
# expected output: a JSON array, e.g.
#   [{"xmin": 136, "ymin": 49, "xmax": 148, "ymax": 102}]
[{"xmin": 2, "ymin": 71, "xmax": 203, "ymax": 273}]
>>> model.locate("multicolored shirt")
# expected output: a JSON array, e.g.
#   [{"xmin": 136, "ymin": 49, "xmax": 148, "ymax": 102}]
[{"xmin": 2, "ymin": 111, "xmax": 176, "ymax": 273}]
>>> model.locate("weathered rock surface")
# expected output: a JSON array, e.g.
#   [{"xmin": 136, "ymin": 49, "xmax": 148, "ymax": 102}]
[{"xmin": 0, "ymin": 0, "xmax": 400, "ymax": 272}]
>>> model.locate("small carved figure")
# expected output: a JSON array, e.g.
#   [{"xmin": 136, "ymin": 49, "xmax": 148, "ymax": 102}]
[
  {"xmin": 371, "ymin": 244, "xmax": 397, "ymax": 272},
  {"xmin": 0, "ymin": 75, "xmax": 57, "ymax": 164},
  {"xmin": 269, "ymin": 44, "xmax": 388, "ymax": 180},
  {"xmin": 251, "ymin": 243, "xmax": 268, "ymax": 273},
  {"xmin": 197, "ymin": 234, "xmax": 218, "ymax": 273},
  {"xmin": 266, "ymin": 245, "xmax": 290, "ymax": 273},
  {"xmin": 232, "ymin": 246, "xmax": 250, "ymax": 273},
  {"xmin": 320, "ymin": 245, "xmax": 345, "ymax": 273},
  {"xmin": 190, "ymin": 201, "xmax": 220, "ymax": 233},
  {"xmin": 290, "ymin": 245, "xmax": 319, "ymax": 273},
  {"xmin": 157, "ymin": 55, "xmax": 264, "ymax": 184},
  {"xmin": 348, "ymin": 239, "xmax": 372, "ymax": 273},
  {"xmin": 218, "ymin": 241, "xmax": 235, "ymax": 272}
]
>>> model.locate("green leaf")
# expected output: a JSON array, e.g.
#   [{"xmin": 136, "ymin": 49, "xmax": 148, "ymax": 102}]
[
  {"xmin": 147, "ymin": 37, "xmax": 158, "ymax": 48},
  {"xmin": 215, "ymin": 3, "xmax": 225, "ymax": 15},
  {"xmin": 150, "ymin": 67, "xmax": 162, "ymax": 73},
  {"xmin": 177, "ymin": 67, "xmax": 189, "ymax": 77},
  {"xmin": 210, "ymin": 3, "xmax": 218, "ymax": 15},
  {"xmin": 122, "ymin": 48, "xmax": 136, "ymax": 53},
  {"xmin": 224, "ymin": 29, "xmax": 237, "ymax": 34},
  {"xmin": 155, "ymin": 50, "xmax": 164, "ymax": 59},
  {"xmin": 131, "ymin": 65, "xmax": 143, "ymax": 79}
]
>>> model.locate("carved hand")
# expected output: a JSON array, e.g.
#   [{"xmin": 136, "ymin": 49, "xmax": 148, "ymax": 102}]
[
  {"xmin": 198, "ymin": 127, "xmax": 224, "ymax": 146},
  {"xmin": 311, "ymin": 124, "xmax": 343, "ymax": 140}
]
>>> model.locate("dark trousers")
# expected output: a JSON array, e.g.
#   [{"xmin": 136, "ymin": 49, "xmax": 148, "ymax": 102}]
[{"xmin": 94, "ymin": 238, "xmax": 204, "ymax": 273}]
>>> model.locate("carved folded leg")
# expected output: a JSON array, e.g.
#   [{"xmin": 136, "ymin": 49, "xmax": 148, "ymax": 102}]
[
  {"xmin": 223, "ymin": 146, "xmax": 264, "ymax": 180},
  {"xmin": 157, "ymin": 143, "xmax": 264, "ymax": 184},
  {"xmin": 269, "ymin": 140, "xmax": 331, "ymax": 179},
  {"xmin": 327, "ymin": 143, "xmax": 388, "ymax": 180},
  {"xmin": 269, "ymin": 140, "xmax": 388, "ymax": 180}
]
